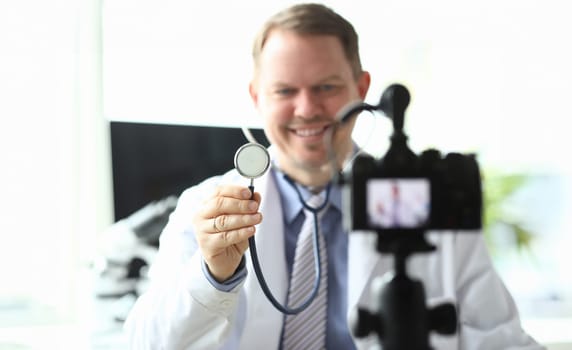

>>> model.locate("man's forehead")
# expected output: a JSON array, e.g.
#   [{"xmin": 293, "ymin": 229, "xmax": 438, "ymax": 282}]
[
  {"xmin": 257, "ymin": 32, "xmax": 351, "ymax": 78},
  {"xmin": 270, "ymin": 74, "xmax": 345, "ymax": 86}
]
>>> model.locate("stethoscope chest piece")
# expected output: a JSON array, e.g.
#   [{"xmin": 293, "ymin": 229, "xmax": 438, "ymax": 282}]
[{"xmin": 234, "ymin": 143, "xmax": 270, "ymax": 180}]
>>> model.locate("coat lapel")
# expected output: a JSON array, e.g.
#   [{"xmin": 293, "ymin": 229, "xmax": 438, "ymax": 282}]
[{"xmin": 347, "ymin": 231, "xmax": 386, "ymax": 312}]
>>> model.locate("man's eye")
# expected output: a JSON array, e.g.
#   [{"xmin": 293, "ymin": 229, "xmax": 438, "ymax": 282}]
[
  {"xmin": 315, "ymin": 84, "xmax": 338, "ymax": 93},
  {"xmin": 275, "ymin": 88, "xmax": 295, "ymax": 96}
]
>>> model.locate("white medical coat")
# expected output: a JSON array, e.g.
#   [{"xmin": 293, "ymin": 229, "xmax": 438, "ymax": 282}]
[{"xmin": 124, "ymin": 168, "xmax": 543, "ymax": 350}]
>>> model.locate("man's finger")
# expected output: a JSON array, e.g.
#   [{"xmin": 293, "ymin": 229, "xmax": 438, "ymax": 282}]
[
  {"xmin": 202, "ymin": 226, "xmax": 257, "ymax": 251},
  {"xmin": 202, "ymin": 213, "xmax": 262, "ymax": 234},
  {"xmin": 201, "ymin": 191, "xmax": 259, "ymax": 218}
]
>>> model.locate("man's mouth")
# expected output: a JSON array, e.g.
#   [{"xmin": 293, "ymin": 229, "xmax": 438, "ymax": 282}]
[{"xmin": 291, "ymin": 125, "xmax": 330, "ymax": 137}]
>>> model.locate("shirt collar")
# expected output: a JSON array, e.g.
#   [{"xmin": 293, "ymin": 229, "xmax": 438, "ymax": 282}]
[{"xmin": 271, "ymin": 165, "xmax": 342, "ymax": 224}]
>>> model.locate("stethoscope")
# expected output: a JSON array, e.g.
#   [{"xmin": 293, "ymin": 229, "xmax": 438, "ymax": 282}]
[{"xmin": 234, "ymin": 143, "xmax": 330, "ymax": 315}]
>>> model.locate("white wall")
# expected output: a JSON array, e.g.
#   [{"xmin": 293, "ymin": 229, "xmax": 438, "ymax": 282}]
[
  {"xmin": 102, "ymin": 0, "xmax": 572, "ymax": 174},
  {"xmin": 0, "ymin": 0, "xmax": 112, "ymax": 328}
]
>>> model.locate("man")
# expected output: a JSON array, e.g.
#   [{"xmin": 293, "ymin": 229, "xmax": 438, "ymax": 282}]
[{"xmin": 124, "ymin": 4, "xmax": 543, "ymax": 349}]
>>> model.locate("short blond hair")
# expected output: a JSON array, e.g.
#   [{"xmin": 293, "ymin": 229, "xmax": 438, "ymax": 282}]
[{"xmin": 252, "ymin": 3, "xmax": 363, "ymax": 79}]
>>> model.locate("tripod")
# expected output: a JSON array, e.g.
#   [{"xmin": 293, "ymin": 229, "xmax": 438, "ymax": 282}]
[{"xmin": 351, "ymin": 232, "xmax": 458, "ymax": 350}]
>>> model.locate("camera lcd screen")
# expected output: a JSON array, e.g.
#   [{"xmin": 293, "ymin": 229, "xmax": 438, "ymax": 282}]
[{"xmin": 366, "ymin": 178, "xmax": 430, "ymax": 229}]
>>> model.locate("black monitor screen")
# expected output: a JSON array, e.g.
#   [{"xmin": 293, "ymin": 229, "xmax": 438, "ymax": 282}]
[{"xmin": 109, "ymin": 121, "xmax": 269, "ymax": 221}]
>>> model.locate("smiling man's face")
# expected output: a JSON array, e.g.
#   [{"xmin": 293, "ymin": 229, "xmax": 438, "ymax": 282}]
[{"xmin": 249, "ymin": 29, "xmax": 370, "ymax": 186}]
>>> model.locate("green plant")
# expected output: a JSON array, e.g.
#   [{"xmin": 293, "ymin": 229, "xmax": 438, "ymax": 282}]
[{"xmin": 482, "ymin": 171, "xmax": 535, "ymax": 257}]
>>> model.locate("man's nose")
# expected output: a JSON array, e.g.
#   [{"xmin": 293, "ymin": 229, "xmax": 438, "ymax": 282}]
[{"xmin": 294, "ymin": 90, "xmax": 322, "ymax": 119}]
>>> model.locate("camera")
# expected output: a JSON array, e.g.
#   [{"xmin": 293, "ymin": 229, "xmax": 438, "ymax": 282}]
[
  {"xmin": 338, "ymin": 84, "xmax": 483, "ymax": 349},
  {"xmin": 341, "ymin": 84, "xmax": 482, "ymax": 237}
]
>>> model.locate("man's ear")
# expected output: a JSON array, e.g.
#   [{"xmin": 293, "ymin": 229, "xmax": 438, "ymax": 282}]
[
  {"xmin": 357, "ymin": 71, "xmax": 371, "ymax": 100},
  {"xmin": 249, "ymin": 81, "xmax": 259, "ymax": 108}
]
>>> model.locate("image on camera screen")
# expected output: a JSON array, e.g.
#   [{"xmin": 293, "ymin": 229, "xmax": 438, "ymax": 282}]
[{"xmin": 366, "ymin": 178, "xmax": 430, "ymax": 229}]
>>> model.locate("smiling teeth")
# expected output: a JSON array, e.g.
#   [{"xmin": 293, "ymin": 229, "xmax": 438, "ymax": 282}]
[{"xmin": 296, "ymin": 128, "xmax": 323, "ymax": 137}]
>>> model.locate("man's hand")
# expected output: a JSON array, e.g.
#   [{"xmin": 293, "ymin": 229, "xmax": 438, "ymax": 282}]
[{"xmin": 193, "ymin": 185, "xmax": 262, "ymax": 282}]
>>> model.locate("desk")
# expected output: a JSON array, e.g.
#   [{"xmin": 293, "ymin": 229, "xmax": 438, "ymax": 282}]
[{"xmin": 522, "ymin": 317, "xmax": 572, "ymax": 350}]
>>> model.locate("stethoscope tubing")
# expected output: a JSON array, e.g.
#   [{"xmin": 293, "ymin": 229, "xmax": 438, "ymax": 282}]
[{"xmin": 247, "ymin": 178, "xmax": 331, "ymax": 315}]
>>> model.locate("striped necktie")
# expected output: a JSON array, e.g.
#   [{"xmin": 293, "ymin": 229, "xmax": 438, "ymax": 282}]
[{"xmin": 282, "ymin": 194, "xmax": 328, "ymax": 350}]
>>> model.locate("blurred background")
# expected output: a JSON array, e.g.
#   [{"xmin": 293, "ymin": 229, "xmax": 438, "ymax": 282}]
[{"xmin": 1, "ymin": 0, "xmax": 570, "ymax": 348}]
